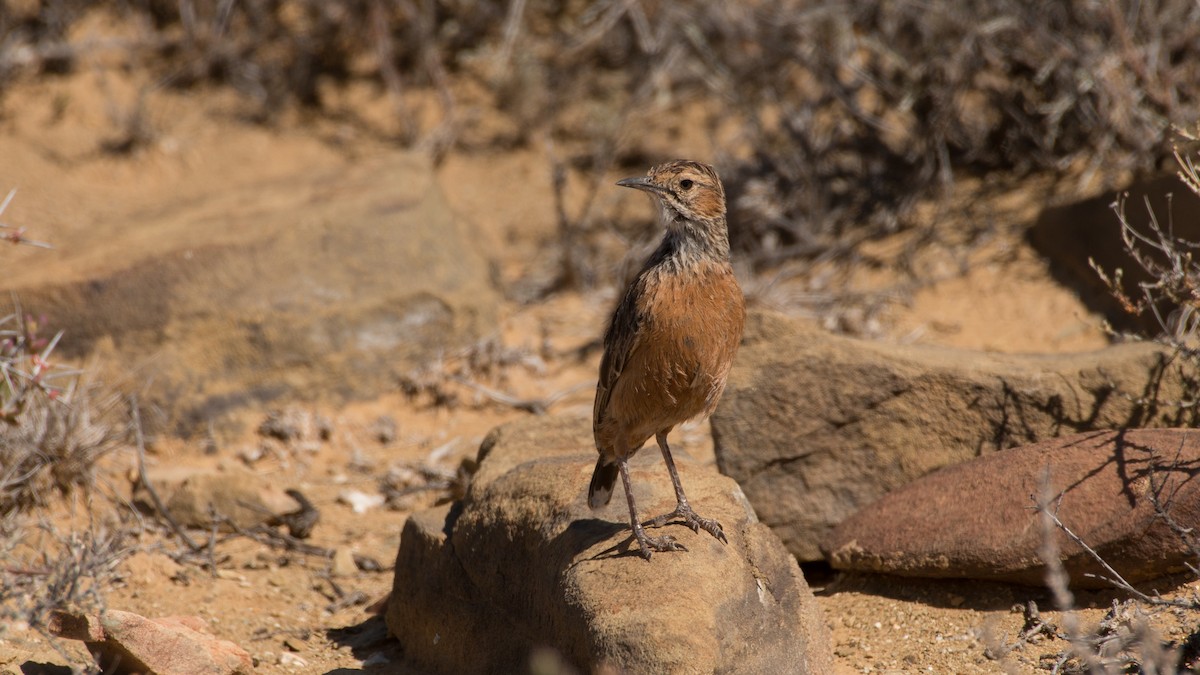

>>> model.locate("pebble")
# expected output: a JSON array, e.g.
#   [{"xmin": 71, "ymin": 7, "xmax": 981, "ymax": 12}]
[
  {"xmin": 331, "ymin": 547, "xmax": 358, "ymax": 577},
  {"xmin": 279, "ymin": 651, "xmax": 307, "ymax": 667}
]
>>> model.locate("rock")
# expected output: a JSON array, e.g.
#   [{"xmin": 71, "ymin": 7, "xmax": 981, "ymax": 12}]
[
  {"xmin": 278, "ymin": 652, "xmax": 307, "ymax": 668},
  {"xmin": 712, "ymin": 310, "xmax": 1194, "ymax": 561},
  {"xmin": 386, "ymin": 414, "xmax": 832, "ymax": 675},
  {"xmin": 371, "ymin": 415, "xmax": 398, "ymax": 444},
  {"xmin": 337, "ymin": 489, "xmax": 386, "ymax": 514},
  {"xmin": 822, "ymin": 429, "xmax": 1200, "ymax": 587},
  {"xmin": 4, "ymin": 152, "xmax": 498, "ymax": 436},
  {"xmin": 47, "ymin": 609, "xmax": 252, "ymax": 675},
  {"xmin": 257, "ymin": 408, "xmax": 317, "ymax": 443},
  {"xmin": 134, "ymin": 464, "xmax": 295, "ymax": 531},
  {"xmin": 331, "ymin": 547, "xmax": 359, "ymax": 578}
]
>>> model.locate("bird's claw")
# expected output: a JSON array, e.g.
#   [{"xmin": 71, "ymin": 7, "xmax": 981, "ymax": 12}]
[
  {"xmin": 646, "ymin": 505, "xmax": 727, "ymax": 544},
  {"xmin": 634, "ymin": 532, "xmax": 688, "ymax": 560}
]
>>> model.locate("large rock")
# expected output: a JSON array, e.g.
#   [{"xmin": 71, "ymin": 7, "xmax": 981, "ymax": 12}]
[
  {"xmin": 822, "ymin": 429, "xmax": 1200, "ymax": 587},
  {"xmin": 3, "ymin": 152, "xmax": 497, "ymax": 435},
  {"xmin": 712, "ymin": 310, "xmax": 1192, "ymax": 561},
  {"xmin": 387, "ymin": 415, "xmax": 832, "ymax": 675}
]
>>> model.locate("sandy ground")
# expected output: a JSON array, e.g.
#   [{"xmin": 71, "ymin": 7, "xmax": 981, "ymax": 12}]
[{"xmin": 3, "ymin": 34, "xmax": 1195, "ymax": 675}]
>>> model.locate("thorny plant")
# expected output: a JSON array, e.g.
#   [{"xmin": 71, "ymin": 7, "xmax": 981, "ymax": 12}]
[
  {"xmin": 1, "ymin": 190, "xmax": 129, "ymax": 655},
  {"xmin": 1091, "ymin": 134, "xmax": 1200, "ymax": 413},
  {"xmin": 0, "ymin": 308, "xmax": 73, "ymax": 427},
  {"xmin": 1, "ymin": 189, "xmax": 65, "ymax": 424},
  {"xmin": 1, "ymin": 190, "xmax": 120, "ymax": 515},
  {"xmin": 0, "ymin": 189, "xmax": 51, "ymax": 249}
]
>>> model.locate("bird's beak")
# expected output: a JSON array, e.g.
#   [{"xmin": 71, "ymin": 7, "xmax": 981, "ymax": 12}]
[{"xmin": 616, "ymin": 176, "xmax": 667, "ymax": 195}]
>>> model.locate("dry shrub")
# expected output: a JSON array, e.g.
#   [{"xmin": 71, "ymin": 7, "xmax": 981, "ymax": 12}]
[
  {"xmin": 518, "ymin": 0, "xmax": 1200, "ymax": 271},
  {"xmin": 2, "ymin": 191, "xmax": 123, "ymax": 515},
  {"xmin": 5, "ymin": 2, "xmax": 1198, "ymax": 272},
  {"xmin": 0, "ymin": 191, "xmax": 129, "ymax": 636},
  {"xmin": 0, "ymin": 509, "xmax": 131, "ymax": 633},
  {"xmin": 1029, "ymin": 469, "xmax": 1200, "ymax": 673},
  {"xmin": 0, "ymin": 380, "xmax": 124, "ymax": 515},
  {"xmin": 1092, "ymin": 133, "xmax": 1200, "ymax": 397}
]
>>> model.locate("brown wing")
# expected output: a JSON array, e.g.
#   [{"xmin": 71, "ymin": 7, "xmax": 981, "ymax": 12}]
[{"xmin": 592, "ymin": 277, "xmax": 645, "ymax": 447}]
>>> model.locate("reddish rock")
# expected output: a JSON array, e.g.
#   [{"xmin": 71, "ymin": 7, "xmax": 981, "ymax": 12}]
[
  {"xmin": 48, "ymin": 609, "xmax": 253, "ymax": 675},
  {"xmin": 713, "ymin": 310, "xmax": 1190, "ymax": 561},
  {"xmin": 822, "ymin": 429, "xmax": 1200, "ymax": 587}
]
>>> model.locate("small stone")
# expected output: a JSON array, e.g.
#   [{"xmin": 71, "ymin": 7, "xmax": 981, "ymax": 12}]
[
  {"xmin": 331, "ymin": 547, "xmax": 358, "ymax": 578},
  {"xmin": 338, "ymin": 489, "xmax": 385, "ymax": 514},
  {"xmin": 371, "ymin": 416, "xmax": 398, "ymax": 444},
  {"xmin": 135, "ymin": 465, "xmax": 294, "ymax": 531},
  {"xmin": 279, "ymin": 652, "xmax": 307, "ymax": 667},
  {"xmin": 315, "ymin": 415, "xmax": 334, "ymax": 441},
  {"xmin": 258, "ymin": 408, "xmax": 308, "ymax": 442},
  {"xmin": 238, "ymin": 445, "xmax": 264, "ymax": 464}
]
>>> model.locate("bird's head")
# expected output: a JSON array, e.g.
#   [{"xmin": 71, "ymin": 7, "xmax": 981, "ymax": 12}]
[{"xmin": 617, "ymin": 160, "xmax": 726, "ymax": 229}]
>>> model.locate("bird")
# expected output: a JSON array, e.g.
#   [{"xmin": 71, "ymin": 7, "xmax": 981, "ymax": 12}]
[{"xmin": 588, "ymin": 159, "xmax": 746, "ymax": 560}]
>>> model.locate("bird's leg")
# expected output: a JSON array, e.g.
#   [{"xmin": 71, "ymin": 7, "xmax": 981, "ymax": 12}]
[
  {"xmin": 619, "ymin": 457, "xmax": 686, "ymax": 559},
  {"xmin": 645, "ymin": 432, "xmax": 728, "ymax": 543}
]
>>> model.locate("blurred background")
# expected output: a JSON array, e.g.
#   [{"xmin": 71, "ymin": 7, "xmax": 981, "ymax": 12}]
[
  {"xmin": 3, "ymin": 0, "xmax": 1196, "ymax": 289},
  {"xmin": 4, "ymin": 2, "xmax": 1200, "ymax": 672}
]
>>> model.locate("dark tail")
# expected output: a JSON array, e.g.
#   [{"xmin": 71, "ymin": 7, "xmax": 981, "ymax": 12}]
[{"xmin": 588, "ymin": 456, "xmax": 619, "ymax": 509}]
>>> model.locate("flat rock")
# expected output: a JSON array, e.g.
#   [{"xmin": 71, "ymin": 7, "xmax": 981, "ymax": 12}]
[
  {"xmin": 386, "ymin": 414, "xmax": 833, "ymax": 674},
  {"xmin": 712, "ymin": 310, "xmax": 1192, "ymax": 561},
  {"xmin": 134, "ymin": 464, "xmax": 295, "ymax": 531},
  {"xmin": 48, "ymin": 609, "xmax": 253, "ymax": 675},
  {"xmin": 822, "ymin": 428, "xmax": 1200, "ymax": 587},
  {"xmin": 4, "ymin": 152, "xmax": 497, "ymax": 436}
]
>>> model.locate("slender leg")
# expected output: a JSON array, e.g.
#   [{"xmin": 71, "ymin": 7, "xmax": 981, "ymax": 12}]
[
  {"xmin": 619, "ymin": 457, "xmax": 687, "ymax": 560},
  {"xmin": 645, "ymin": 431, "xmax": 728, "ymax": 543}
]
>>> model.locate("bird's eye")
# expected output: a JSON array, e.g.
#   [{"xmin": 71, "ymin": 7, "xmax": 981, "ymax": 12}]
[{"xmin": 679, "ymin": 179, "xmax": 694, "ymax": 190}]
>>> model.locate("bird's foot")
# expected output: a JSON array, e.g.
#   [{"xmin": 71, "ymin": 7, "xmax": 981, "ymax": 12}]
[
  {"xmin": 632, "ymin": 529, "xmax": 688, "ymax": 560},
  {"xmin": 646, "ymin": 502, "xmax": 728, "ymax": 544}
]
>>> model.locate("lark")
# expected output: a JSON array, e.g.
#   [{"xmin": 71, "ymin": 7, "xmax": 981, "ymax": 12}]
[{"xmin": 588, "ymin": 159, "xmax": 746, "ymax": 560}]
